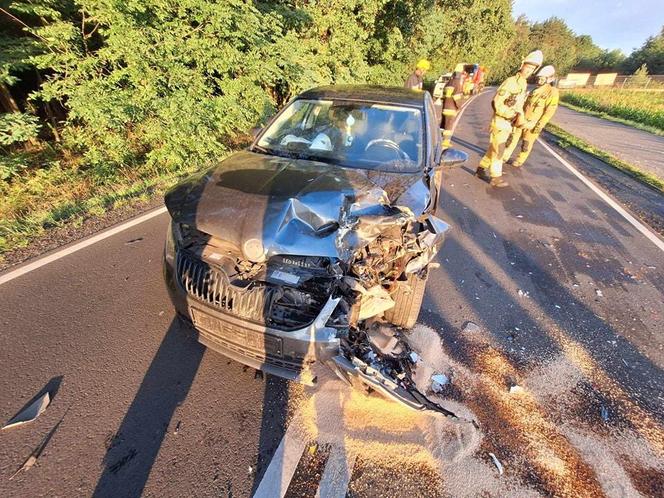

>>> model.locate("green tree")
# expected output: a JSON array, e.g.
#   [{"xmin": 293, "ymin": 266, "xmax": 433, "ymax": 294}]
[{"xmin": 623, "ymin": 26, "xmax": 664, "ymax": 74}]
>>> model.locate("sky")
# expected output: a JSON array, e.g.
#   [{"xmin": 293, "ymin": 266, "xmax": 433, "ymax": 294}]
[{"xmin": 512, "ymin": 0, "xmax": 663, "ymax": 55}]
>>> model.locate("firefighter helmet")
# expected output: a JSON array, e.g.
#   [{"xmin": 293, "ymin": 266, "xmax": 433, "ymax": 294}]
[
  {"xmin": 454, "ymin": 63, "xmax": 465, "ymax": 73},
  {"xmin": 522, "ymin": 50, "xmax": 543, "ymax": 68},
  {"xmin": 416, "ymin": 59, "xmax": 431, "ymax": 71},
  {"xmin": 537, "ymin": 65, "xmax": 555, "ymax": 78}
]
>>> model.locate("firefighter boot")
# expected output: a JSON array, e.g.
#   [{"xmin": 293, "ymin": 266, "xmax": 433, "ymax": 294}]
[{"xmin": 490, "ymin": 177, "xmax": 510, "ymax": 188}]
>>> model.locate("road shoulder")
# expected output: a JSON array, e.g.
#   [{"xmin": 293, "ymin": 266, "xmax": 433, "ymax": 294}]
[{"xmin": 541, "ymin": 131, "xmax": 664, "ymax": 236}]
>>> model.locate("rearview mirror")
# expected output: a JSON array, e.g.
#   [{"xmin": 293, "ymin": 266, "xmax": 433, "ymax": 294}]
[{"xmin": 437, "ymin": 148, "xmax": 468, "ymax": 168}]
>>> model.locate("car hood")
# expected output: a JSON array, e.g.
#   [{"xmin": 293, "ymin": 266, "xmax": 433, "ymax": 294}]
[{"xmin": 165, "ymin": 151, "xmax": 432, "ymax": 261}]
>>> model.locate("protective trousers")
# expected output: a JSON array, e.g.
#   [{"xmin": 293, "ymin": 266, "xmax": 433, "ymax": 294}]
[
  {"xmin": 503, "ymin": 127, "xmax": 538, "ymax": 165},
  {"xmin": 441, "ymin": 106, "xmax": 457, "ymax": 148},
  {"xmin": 479, "ymin": 116, "xmax": 513, "ymax": 178}
]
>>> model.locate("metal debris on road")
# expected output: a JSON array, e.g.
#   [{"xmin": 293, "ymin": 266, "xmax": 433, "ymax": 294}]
[
  {"xmin": 595, "ymin": 289, "xmax": 603, "ymax": 297},
  {"xmin": 431, "ymin": 374, "xmax": 449, "ymax": 393},
  {"xmin": 409, "ymin": 351, "xmax": 420, "ymax": 364},
  {"xmin": 3, "ymin": 393, "xmax": 50, "ymax": 430},
  {"xmin": 517, "ymin": 289, "xmax": 529, "ymax": 298},
  {"xmin": 489, "ymin": 452, "xmax": 504, "ymax": 475},
  {"xmin": 509, "ymin": 385, "xmax": 523, "ymax": 394}
]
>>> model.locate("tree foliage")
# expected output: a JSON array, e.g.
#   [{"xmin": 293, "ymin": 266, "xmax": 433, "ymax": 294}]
[
  {"xmin": 0, "ymin": 1, "xmax": 658, "ymax": 176},
  {"xmin": 623, "ymin": 26, "xmax": 664, "ymax": 74}
]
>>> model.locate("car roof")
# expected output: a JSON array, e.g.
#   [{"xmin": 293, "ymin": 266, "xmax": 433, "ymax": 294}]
[{"xmin": 298, "ymin": 85, "xmax": 427, "ymax": 108}]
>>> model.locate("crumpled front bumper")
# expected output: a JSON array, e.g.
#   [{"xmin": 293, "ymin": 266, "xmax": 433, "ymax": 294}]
[{"xmin": 164, "ymin": 255, "xmax": 341, "ymax": 385}]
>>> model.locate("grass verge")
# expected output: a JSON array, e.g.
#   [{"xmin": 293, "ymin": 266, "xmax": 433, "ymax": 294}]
[
  {"xmin": 545, "ymin": 123, "xmax": 664, "ymax": 193},
  {"xmin": 558, "ymin": 101, "xmax": 664, "ymax": 137},
  {"xmin": 0, "ymin": 148, "xmax": 229, "ymax": 262}
]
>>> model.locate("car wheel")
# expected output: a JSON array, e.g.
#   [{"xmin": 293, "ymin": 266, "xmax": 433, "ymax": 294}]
[{"xmin": 384, "ymin": 270, "xmax": 428, "ymax": 329}]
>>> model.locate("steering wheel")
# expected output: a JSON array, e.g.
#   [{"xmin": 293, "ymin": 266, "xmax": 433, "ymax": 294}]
[{"xmin": 365, "ymin": 139, "xmax": 411, "ymax": 161}]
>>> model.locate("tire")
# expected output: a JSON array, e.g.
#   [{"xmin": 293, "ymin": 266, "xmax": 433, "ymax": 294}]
[{"xmin": 384, "ymin": 270, "xmax": 428, "ymax": 329}]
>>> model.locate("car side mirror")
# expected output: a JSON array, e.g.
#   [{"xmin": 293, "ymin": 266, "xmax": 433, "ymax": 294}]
[{"xmin": 437, "ymin": 148, "xmax": 468, "ymax": 169}]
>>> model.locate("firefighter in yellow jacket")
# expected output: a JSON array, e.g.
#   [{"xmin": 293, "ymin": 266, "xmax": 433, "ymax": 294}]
[
  {"xmin": 503, "ymin": 65, "xmax": 559, "ymax": 167},
  {"xmin": 477, "ymin": 50, "xmax": 543, "ymax": 187}
]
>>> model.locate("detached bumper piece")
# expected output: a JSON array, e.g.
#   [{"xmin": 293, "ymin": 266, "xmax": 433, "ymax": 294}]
[{"xmin": 329, "ymin": 355, "xmax": 458, "ymax": 419}]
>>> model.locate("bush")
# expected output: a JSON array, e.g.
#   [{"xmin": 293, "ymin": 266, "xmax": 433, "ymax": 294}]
[{"xmin": 0, "ymin": 112, "xmax": 40, "ymax": 146}]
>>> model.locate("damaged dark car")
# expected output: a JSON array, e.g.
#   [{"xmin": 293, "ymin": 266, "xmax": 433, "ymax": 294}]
[{"xmin": 163, "ymin": 85, "xmax": 467, "ymax": 413}]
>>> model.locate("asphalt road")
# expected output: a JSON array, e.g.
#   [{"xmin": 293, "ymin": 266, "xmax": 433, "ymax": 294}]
[
  {"xmin": 552, "ymin": 104, "xmax": 664, "ymax": 181},
  {"xmin": 1, "ymin": 90, "xmax": 663, "ymax": 497}
]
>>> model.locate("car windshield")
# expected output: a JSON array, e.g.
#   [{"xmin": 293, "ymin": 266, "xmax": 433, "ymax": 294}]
[{"xmin": 256, "ymin": 99, "xmax": 424, "ymax": 172}]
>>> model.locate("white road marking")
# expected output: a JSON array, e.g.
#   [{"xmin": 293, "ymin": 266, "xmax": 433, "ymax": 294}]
[
  {"xmin": 0, "ymin": 206, "xmax": 168, "ymax": 286},
  {"xmin": 252, "ymin": 416, "xmax": 308, "ymax": 498},
  {"xmin": 315, "ymin": 445, "xmax": 356, "ymax": 498},
  {"xmin": 537, "ymin": 138, "xmax": 664, "ymax": 253}
]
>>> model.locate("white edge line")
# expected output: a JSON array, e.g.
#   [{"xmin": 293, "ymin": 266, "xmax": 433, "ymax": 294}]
[
  {"xmin": 315, "ymin": 446, "xmax": 356, "ymax": 498},
  {"xmin": 0, "ymin": 206, "xmax": 168, "ymax": 286},
  {"xmin": 537, "ymin": 138, "xmax": 664, "ymax": 253},
  {"xmin": 252, "ymin": 420, "xmax": 307, "ymax": 498}
]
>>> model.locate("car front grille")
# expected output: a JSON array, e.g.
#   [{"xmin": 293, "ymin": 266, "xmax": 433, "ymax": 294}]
[{"xmin": 176, "ymin": 250, "xmax": 278, "ymax": 325}]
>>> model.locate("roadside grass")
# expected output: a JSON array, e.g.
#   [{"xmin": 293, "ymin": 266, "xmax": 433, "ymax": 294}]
[
  {"xmin": 0, "ymin": 145, "xmax": 227, "ymax": 261},
  {"xmin": 545, "ymin": 123, "xmax": 664, "ymax": 193},
  {"xmin": 560, "ymin": 88, "xmax": 664, "ymax": 133}
]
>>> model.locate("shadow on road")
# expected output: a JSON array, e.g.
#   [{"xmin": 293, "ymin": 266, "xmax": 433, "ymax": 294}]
[{"xmin": 92, "ymin": 319, "xmax": 204, "ymax": 498}]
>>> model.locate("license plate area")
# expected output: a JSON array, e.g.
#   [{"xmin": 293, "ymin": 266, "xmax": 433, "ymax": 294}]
[{"xmin": 190, "ymin": 307, "xmax": 283, "ymax": 357}]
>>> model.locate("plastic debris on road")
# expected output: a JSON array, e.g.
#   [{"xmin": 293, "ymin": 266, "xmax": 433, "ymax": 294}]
[
  {"xmin": 462, "ymin": 321, "xmax": 481, "ymax": 334},
  {"xmin": 431, "ymin": 374, "xmax": 449, "ymax": 393},
  {"xmin": 517, "ymin": 289, "xmax": 529, "ymax": 298},
  {"xmin": 595, "ymin": 289, "xmax": 604, "ymax": 297},
  {"xmin": 489, "ymin": 452, "xmax": 504, "ymax": 475},
  {"xmin": 2, "ymin": 393, "xmax": 50, "ymax": 430},
  {"xmin": 509, "ymin": 385, "xmax": 524, "ymax": 394}
]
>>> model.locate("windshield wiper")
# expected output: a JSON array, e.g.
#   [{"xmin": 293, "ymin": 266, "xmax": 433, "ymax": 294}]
[{"xmin": 251, "ymin": 144, "xmax": 271, "ymax": 155}]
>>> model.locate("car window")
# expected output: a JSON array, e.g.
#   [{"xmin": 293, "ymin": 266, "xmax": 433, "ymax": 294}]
[{"xmin": 256, "ymin": 99, "xmax": 423, "ymax": 173}]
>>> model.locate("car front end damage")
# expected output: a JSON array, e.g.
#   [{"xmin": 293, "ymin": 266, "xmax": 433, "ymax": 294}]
[{"xmin": 163, "ymin": 146, "xmax": 459, "ymax": 415}]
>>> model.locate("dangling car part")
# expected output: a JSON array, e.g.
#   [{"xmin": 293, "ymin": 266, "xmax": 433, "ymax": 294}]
[{"xmin": 163, "ymin": 85, "xmax": 467, "ymax": 414}]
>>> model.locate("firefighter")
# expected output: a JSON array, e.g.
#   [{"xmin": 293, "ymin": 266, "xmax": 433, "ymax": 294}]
[
  {"xmin": 477, "ymin": 50, "xmax": 543, "ymax": 187},
  {"xmin": 503, "ymin": 65, "xmax": 559, "ymax": 168},
  {"xmin": 405, "ymin": 59, "xmax": 431, "ymax": 90},
  {"xmin": 441, "ymin": 69, "xmax": 465, "ymax": 148}
]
